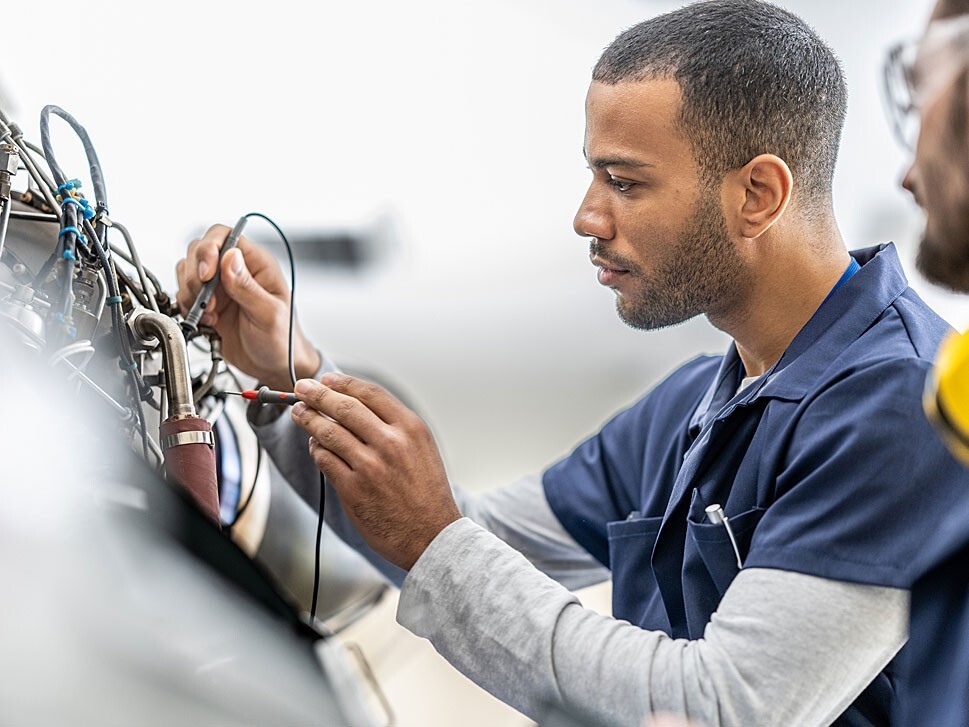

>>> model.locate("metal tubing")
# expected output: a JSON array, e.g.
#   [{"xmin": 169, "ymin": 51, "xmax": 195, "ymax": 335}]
[
  {"xmin": 0, "ymin": 198, "xmax": 11, "ymax": 264},
  {"xmin": 129, "ymin": 309, "xmax": 196, "ymax": 419}
]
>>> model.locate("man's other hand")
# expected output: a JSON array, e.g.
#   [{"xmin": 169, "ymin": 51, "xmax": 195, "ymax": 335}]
[{"xmin": 291, "ymin": 373, "xmax": 462, "ymax": 571}]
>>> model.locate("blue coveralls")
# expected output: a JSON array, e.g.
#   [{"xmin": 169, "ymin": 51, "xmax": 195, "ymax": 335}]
[
  {"xmin": 900, "ymin": 507, "xmax": 969, "ymax": 725},
  {"xmin": 542, "ymin": 243, "xmax": 969, "ymax": 725}
]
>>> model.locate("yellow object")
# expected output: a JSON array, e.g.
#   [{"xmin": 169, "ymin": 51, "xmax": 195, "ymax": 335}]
[{"xmin": 925, "ymin": 329, "xmax": 969, "ymax": 463}]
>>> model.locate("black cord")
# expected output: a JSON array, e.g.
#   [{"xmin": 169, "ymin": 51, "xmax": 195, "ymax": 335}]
[
  {"xmin": 229, "ymin": 442, "xmax": 262, "ymax": 526},
  {"xmin": 242, "ymin": 212, "xmax": 297, "ymax": 388},
  {"xmin": 232, "ymin": 212, "xmax": 326, "ymax": 621},
  {"xmin": 311, "ymin": 470, "xmax": 326, "ymax": 621}
]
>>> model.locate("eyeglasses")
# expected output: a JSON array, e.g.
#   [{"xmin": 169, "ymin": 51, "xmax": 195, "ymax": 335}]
[{"xmin": 883, "ymin": 14, "xmax": 969, "ymax": 151}]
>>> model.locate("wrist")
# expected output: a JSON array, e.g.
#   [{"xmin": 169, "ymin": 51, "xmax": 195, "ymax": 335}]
[
  {"xmin": 401, "ymin": 509, "xmax": 462, "ymax": 571},
  {"xmin": 261, "ymin": 341, "xmax": 320, "ymax": 391},
  {"xmin": 294, "ymin": 344, "xmax": 323, "ymax": 381}
]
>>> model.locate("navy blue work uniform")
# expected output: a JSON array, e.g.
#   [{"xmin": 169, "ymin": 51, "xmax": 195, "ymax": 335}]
[
  {"xmin": 899, "ymin": 516, "xmax": 969, "ymax": 725},
  {"xmin": 543, "ymin": 243, "xmax": 969, "ymax": 725}
]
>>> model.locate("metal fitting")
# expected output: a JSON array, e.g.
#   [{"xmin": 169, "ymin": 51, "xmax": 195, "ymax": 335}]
[
  {"xmin": 0, "ymin": 143, "xmax": 19, "ymax": 200},
  {"xmin": 128, "ymin": 309, "xmax": 197, "ymax": 419}
]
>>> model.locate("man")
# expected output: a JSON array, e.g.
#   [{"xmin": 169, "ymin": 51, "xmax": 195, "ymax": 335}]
[
  {"xmin": 178, "ymin": 1, "xmax": 969, "ymax": 724},
  {"xmin": 885, "ymin": 0, "xmax": 969, "ymax": 723}
]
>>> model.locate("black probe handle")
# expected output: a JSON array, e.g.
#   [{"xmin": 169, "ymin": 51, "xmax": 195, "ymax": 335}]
[
  {"xmin": 256, "ymin": 386, "xmax": 300, "ymax": 406},
  {"xmin": 183, "ymin": 215, "xmax": 248, "ymax": 333}
]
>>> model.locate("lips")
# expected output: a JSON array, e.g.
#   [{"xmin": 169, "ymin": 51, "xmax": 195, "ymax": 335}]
[{"xmin": 590, "ymin": 254, "xmax": 630, "ymax": 287}]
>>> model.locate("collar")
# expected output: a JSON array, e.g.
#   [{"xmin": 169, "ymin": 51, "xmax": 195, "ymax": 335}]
[{"xmin": 688, "ymin": 243, "xmax": 908, "ymax": 435}]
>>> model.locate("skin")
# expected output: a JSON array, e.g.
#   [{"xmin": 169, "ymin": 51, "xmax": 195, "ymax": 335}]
[
  {"xmin": 176, "ymin": 77, "xmax": 853, "ymax": 571},
  {"xmin": 175, "ymin": 227, "xmax": 321, "ymax": 392},
  {"xmin": 903, "ymin": 2, "xmax": 969, "ymax": 292},
  {"xmin": 575, "ymin": 79, "xmax": 850, "ymax": 377}
]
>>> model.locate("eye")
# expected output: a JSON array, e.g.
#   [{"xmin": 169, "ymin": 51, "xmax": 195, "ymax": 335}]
[{"xmin": 608, "ymin": 177, "xmax": 635, "ymax": 193}]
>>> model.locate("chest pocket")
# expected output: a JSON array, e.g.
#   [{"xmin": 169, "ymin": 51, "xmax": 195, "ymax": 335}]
[
  {"xmin": 607, "ymin": 515, "xmax": 669, "ymax": 630},
  {"xmin": 687, "ymin": 505, "xmax": 767, "ymax": 596}
]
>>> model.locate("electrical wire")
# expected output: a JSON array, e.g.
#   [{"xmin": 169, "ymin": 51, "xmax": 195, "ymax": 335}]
[
  {"xmin": 199, "ymin": 394, "xmax": 227, "ymax": 424},
  {"xmin": 233, "ymin": 212, "xmax": 326, "ymax": 622},
  {"xmin": 113, "ymin": 265, "xmax": 151, "ymax": 309},
  {"xmin": 20, "ymin": 142, "xmax": 57, "ymax": 197},
  {"xmin": 311, "ymin": 469, "xmax": 326, "ymax": 623},
  {"xmin": 111, "ymin": 219, "xmax": 160, "ymax": 313},
  {"xmin": 223, "ymin": 212, "xmax": 299, "ymax": 532},
  {"xmin": 192, "ymin": 328, "xmax": 223, "ymax": 406},
  {"xmin": 243, "ymin": 212, "xmax": 297, "ymax": 388},
  {"xmin": 0, "ymin": 112, "xmax": 58, "ymax": 210},
  {"xmin": 228, "ymin": 443, "xmax": 262, "ymax": 527},
  {"xmin": 78, "ymin": 216, "xmax": 152, "ymax": 463},
  {"xmin": 49, "ymin": 340, "xmax": 95, "ymax": 369},
  {"xmin": 194, "ymin": 362, "xmax": 221, "ymax": 405},
  {"xmin": 109, "ymin": 243, "xmax": 165, "ymax": 300},
  {"xmin": 39, "ymin": 105, "xmax": 108, "ymax": 213},
  {"xmin": 12, "ymin": 106, "xmax": 159, "ymax": 470},
  {"xmin": 52, "ymin": 198, "xmax": 78, "ymax": 344}
]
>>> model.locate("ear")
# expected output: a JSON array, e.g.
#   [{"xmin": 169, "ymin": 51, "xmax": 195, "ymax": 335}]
[{"xmin": 723, "ymin": 154, "xmax": 794, "ymax": 239}]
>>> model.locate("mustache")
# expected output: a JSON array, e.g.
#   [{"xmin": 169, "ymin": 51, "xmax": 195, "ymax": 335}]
[{"xmin": 589, "ymin": 239, "xmax": 639, "ymax": 273}]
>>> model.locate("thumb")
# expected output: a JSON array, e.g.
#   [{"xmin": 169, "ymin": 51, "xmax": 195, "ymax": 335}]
[{"xmin": 221, "ymin": 248, "xmax": 280, "ymax": 314}]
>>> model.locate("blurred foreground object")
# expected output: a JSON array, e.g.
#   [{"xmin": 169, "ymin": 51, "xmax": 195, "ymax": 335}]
[{"xmin": 0, "ymin": 102, "xmax": 390, "ymax": 724}]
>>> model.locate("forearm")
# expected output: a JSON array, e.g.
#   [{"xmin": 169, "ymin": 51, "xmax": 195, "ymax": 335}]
[
  {"xmin": 253, "ymin": 367, "xmax": 606, "ymax": 588},
  {"xmin": 460, "ymin": 475, "xmax": 609, "ymax": 590},
  {"xmin": 398, "ymin": 519, "xmax": 908, "ymax": 726}
]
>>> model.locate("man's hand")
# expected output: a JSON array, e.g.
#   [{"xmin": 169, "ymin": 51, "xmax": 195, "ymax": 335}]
[
  {"xmin": 175, "ymin": 224, "xmax": 320, "ymax": 391},
  {"xmin": 291, "ymin": 373, "xmax": 462, "ymax": 571}
]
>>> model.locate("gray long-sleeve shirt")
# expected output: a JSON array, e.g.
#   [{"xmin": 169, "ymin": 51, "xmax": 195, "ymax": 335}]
[{"xmin": 250, "ymin": 375, "xmax": 908, "ymax": 726}]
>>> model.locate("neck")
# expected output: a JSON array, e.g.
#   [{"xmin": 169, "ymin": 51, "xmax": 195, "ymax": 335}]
[{"xmin": 710, "ymin": 218, "xmax": 850, "ymax": 378}]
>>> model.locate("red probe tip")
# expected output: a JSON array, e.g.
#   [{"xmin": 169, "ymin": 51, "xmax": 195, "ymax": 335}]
[{"xmin": 240, "ymin": 390, "xmax": 259, "ymax": 401}]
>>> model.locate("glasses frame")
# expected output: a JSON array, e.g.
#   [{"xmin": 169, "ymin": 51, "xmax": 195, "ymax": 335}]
[{"xmin": 883, "ymin": 14, "xmax": 969, "ymax": 152}]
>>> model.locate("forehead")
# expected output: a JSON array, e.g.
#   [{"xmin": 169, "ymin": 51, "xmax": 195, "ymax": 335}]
[{"xmin": 583, "ymin": 78, "xmax": 690, "ymax": 162}]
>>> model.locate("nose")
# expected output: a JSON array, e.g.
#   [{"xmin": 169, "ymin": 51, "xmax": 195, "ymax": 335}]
[
  {"xmin": 573, "ymin": 184, "xmax": 614, "ymax": 241},
  {"xmin": 901, "ymin": 162, "xmax": 921, "ymax": 205}
]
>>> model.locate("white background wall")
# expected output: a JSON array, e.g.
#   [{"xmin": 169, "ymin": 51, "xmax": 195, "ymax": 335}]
[
  {"xmin": 0, "ymin": 1, "xmax": 948, "ymax": 724},
  {"xmin": 1, "ymin": 0, "xmax": 946, "ymax": 493}
]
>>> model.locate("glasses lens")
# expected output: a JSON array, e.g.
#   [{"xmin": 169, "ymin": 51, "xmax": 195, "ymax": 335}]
[{"xmin": 883, "ymin": 42, "xmax": 920, "ymax": 151}]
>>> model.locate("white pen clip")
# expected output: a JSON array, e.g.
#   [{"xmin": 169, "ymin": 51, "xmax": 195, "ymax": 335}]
[{"xmin": 705, "ymin": 504, "xmax": 743, "ymax": 569}]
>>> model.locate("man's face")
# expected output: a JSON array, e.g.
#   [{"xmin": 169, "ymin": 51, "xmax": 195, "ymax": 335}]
[
  {"xmin": 574, "ymin": 79, "xmax": 748, "ymax": 330},
  {"xmin": 904, "ymin": 14, "xmax": 969, "ymax": 291}
]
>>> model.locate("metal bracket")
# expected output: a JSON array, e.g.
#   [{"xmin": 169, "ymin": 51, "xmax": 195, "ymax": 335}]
[{"xmin": 160, "ymin": 429, "xmax": 214, "ymax": 450}]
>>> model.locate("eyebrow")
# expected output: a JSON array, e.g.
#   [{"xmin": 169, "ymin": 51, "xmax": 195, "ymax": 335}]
[{"xmin": 582, "ymin": 149, "xmax": 655, "ymax": 170}]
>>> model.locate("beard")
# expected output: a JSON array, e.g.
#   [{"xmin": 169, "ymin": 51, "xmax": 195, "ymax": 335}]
[
  {"xmin": 916, "ymin": 67, "xmax": 969, "ymax": 292},
  {"xmin": 592, "ymin": 193, "xmax": 748, "ymax": 330},
  {"xmin": 916, "ymin": 226, "xmax": 969, "ymax": 292}
]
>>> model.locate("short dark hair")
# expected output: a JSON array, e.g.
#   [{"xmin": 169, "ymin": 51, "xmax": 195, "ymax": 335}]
[
  {"xmin": 593, "ymin": 0, "xmax": 847, "ymax": 211},
  {"xmin": 934, "ymin": 0, "xmax": 969, "ymax": 20}
]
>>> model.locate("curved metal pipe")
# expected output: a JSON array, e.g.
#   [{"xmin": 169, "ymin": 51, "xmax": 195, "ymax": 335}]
[{"xmin": 129, "ymin": 309, "xmax": 196, "ymax": 419}]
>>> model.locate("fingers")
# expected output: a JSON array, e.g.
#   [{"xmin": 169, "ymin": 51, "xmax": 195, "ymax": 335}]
[
  {"xmin": 175, "ymin": 224, "xmax": 231, "ymax": 317},
  {"xmin": 308, "ymin": 436, "xmax": 353, "ymax": 480},
  {"xmin": 195, "ymin": 224, "xmax": 229, "ymax": 282},
  {"xmin": 175, "ymin": 222, "xmax": 290, "ymax": 322},
  {"xmin": 293, "ymin": 378, "xmax": 389, "ymax": 445},
  {"xmin": 316, "ymin": 373, "xmax": 410, "ymax": 426},
  {"xmin": 293, "ymin": 401, "xmax": 376, "ymax": 472},
  {"xmin": 219, "ymin": 248, "xmax": 285, "ymax": 320}
]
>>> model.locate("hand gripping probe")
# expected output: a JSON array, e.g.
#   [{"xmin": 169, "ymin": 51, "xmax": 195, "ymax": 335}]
[{"xmin": 181, "ymin": 215, "xmax": 248, "ymax": 335}]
